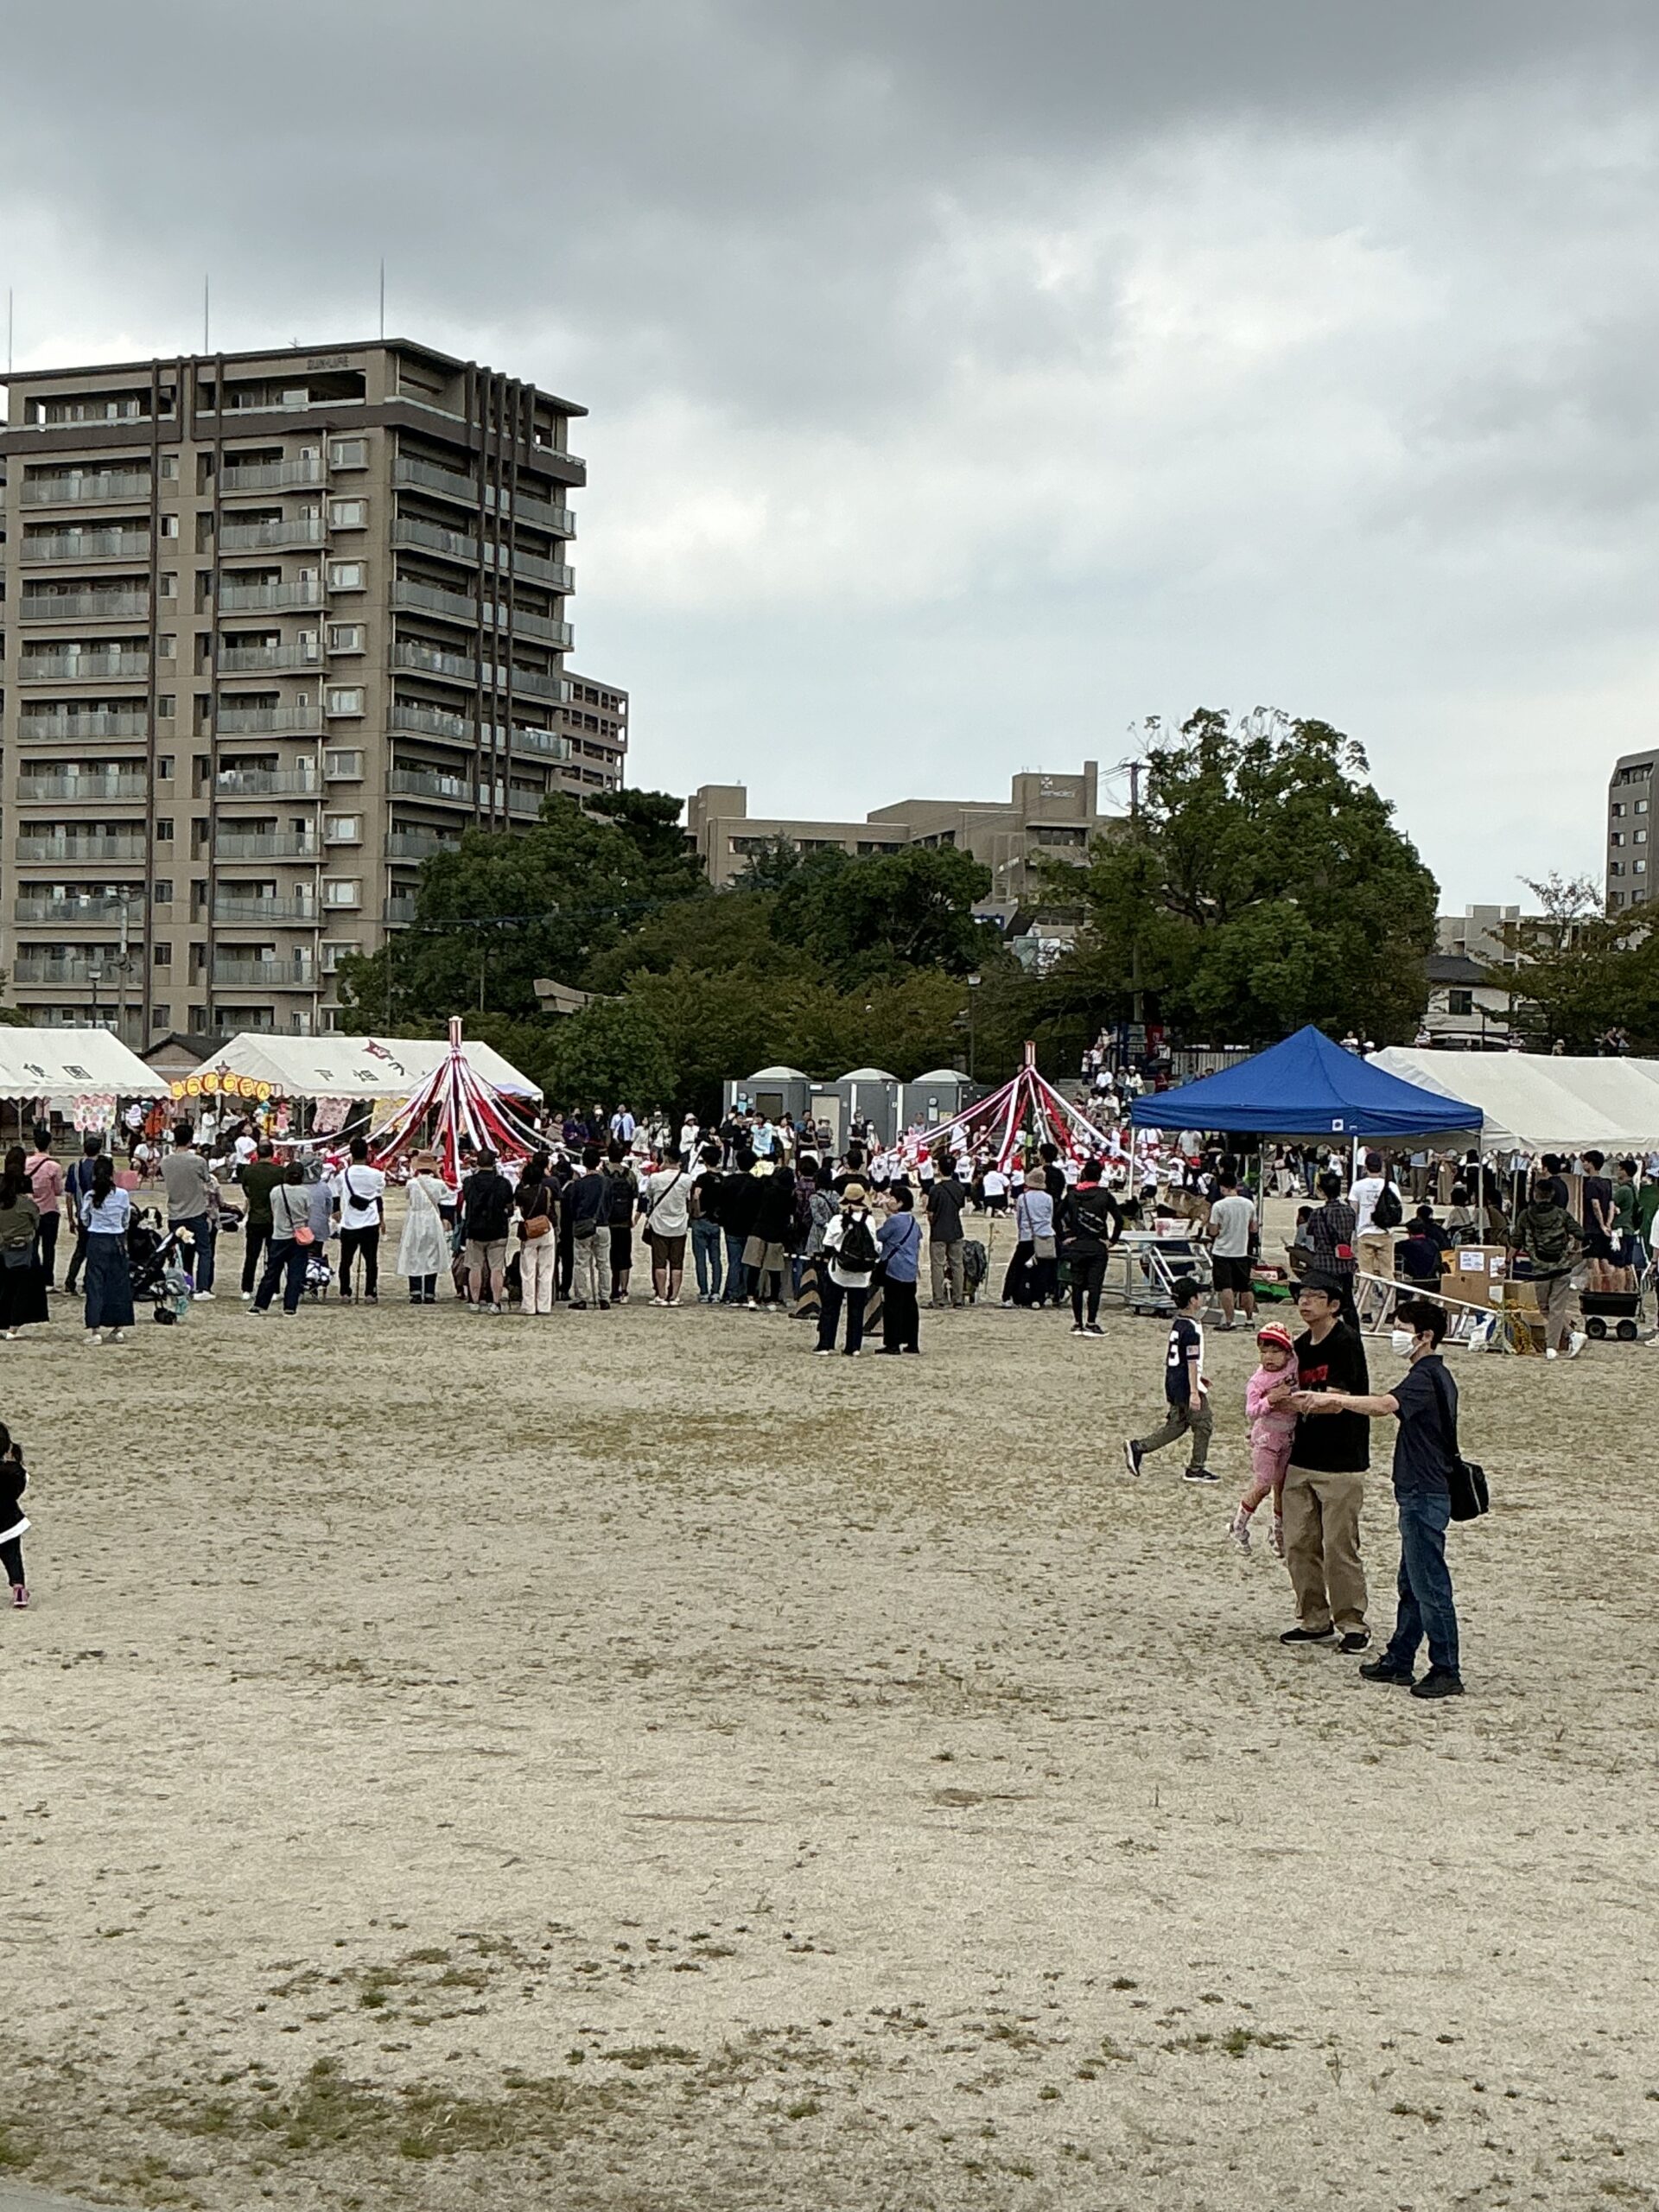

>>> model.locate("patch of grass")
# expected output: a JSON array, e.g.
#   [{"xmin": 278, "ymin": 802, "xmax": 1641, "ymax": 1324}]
[
  {"xmin": 0, "ymin": 2125, "xmax": 36, "ymax": 2171},
  {"xmin": 1223, "ymin": 2027, "xmax": 1290, "ymax": 2057},
  {"xmin": 595, "ymin": 2044, "xmax": 698, "ymax": 2071},
  {"xmin": 784, "ymin": 2097, "xmax": 822, "ymax": 2120}
]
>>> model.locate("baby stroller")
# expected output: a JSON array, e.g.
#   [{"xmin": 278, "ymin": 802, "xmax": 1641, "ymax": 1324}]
[
  {"xmin": 127, "ymin": 1209, "xmax": 193, "ymax": 1324},
  {"xmin": 961, "ymin": 1238, "xmax": 988, "ymax": 1305},
  {"xmin": 303, "ymin": 1245, "xmax": 334, "ymax": 1302}
]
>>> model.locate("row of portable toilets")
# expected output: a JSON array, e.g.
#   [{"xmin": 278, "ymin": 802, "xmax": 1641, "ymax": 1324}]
[{"xmin": 721, "ymin": 1065, "xmax": 979, "ymax": 1149}]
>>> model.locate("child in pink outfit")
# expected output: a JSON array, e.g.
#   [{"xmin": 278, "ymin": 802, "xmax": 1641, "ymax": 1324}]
[{"xmin": 1230, "ymin": 1321, "xmax": 1297, "ymax": 1554}]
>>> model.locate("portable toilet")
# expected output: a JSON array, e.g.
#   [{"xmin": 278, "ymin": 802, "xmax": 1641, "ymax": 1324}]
[
  {"xmin": 723, "ymin": 1064, "xmax": 810, "ymax": 1124},
  {"xmin": 900, "ymin": 1066, "xmax": 978, "ymax": 1135},
  {"xmin": 836, "ymin": 1066, "xmax": 902, "ymax": 1147}
]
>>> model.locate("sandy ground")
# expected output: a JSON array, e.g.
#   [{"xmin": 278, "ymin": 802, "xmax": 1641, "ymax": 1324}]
[{"xmin": 1, "ymin": 1202, "xmax": 1656, "ymax": 2212}]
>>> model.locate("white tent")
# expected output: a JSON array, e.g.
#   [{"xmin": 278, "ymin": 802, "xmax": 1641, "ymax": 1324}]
[
  {"xmin": 188, "ymin": 1032, "xmax": 543, "ymax": 1103},
  {"xmin": 1370, "ymin": 1048, "xmax": 1659, "ymax": 1152},
  {"xmin": 0, "ymin": 1027, "xmax": 168, "ymax": 1103}
]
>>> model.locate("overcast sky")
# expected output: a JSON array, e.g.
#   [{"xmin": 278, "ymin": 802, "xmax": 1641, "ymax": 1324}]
[{"xmin": 4, "ymin": 0, "xmax": 1656, "ymax": 907}]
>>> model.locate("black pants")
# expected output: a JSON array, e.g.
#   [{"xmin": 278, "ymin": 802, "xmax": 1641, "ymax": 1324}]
[
  {"xmin": 254, "ymin": 1236, "xmax": 307, "ymax": 1314},
  {"xmin": 339, "ymin": 1224, "xmax": 380, "ymax": 1296},
  {"xmin": 881, "ymin": 1277, "xmax": 919, "ymax": 1351},
  {"xmin": 817, "ymin": 1279, "xmax": 868, "ymax": 1352},
  {"xmin": 408, "ymin": 1274, "xmax": 438, "ymax": 1302},
  {"xmin": 242, "ymin": 1220, "xmax": 270, "ymax": 1294},
  {"xmin": 35, "ymin": 1213, "xmax": 58, "ymax": 1288},
  {"xmin": 1, "ymin": 1535, "xmax": 23, "ymax": 1586},
  {"xmin": 1070, "ymin": 1251, "xmax": 1108, "ymax": 1325},
  {"xmin": 1001, "ymin": 1241, "xmax": 1033, "ymax": 1302},
  {"xmin": 64, "ymin": 1226, "xmax": 89, "ymax": 1294}
]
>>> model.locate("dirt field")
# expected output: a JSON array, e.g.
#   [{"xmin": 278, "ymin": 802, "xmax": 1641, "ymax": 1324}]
[{"xmin": 2, "ymin": 1209, "xmax": 1656, "ymax": 2211}]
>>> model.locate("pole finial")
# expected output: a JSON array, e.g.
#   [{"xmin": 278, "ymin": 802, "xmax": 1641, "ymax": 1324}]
[{"xmin": 1022, "ymin": 1040, "xmax": 1037, "ymax": 1068}]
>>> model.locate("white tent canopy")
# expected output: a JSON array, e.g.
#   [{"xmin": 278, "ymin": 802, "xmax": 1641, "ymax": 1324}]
[
  {"xmin": 190, "ymin": 1033, "xmax": 543, "ymax": 1103},
  {"xmin": 1370, "ymin": 1048, "xmax": 1659, "ymax": 1153},
  {"xmin": 0, "ymin": 1027, "xmax": 168, "ymax": 1103}
]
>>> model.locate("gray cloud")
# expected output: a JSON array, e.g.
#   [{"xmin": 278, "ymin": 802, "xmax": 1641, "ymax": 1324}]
[{"xmin": 5, "ymin": 0, "xmax": 1659, "ymax": 905}]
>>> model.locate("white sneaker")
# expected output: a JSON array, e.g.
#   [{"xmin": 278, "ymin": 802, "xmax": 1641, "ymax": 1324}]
[
  {"xmin": 194, "ymin": 1290, "xmax": 217, "ymax": 1303},
  {"xmin": 240, "ymin": 1291, "xmax": 253, "ymax": 1304},
  {"xmin": 1545, "ymin": 1347, "xmax": 1558, "ymax": 1360},
  {"xmin": 1567, "ymin": 1330, "xmax": 1587, "ymax": 1359},
  {"xmin": 108, "ymin": 1329, "xmax": 125, "ymax": 1344},
  {"xmin": 84, "ymin": 1332, "xmax": 102, "ymax": 1349}
]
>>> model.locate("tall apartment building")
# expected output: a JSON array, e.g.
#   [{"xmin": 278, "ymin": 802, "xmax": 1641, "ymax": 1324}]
[
  {"xmin": 686, "ymin": 763, "xmax": 1113, "ymax": 919},
  {"xmin": 1606, "ymin": 750, "xmax": 1654, "ymax": 912},
  {"xmin": 0, "ymin": 340, "xmax": 628, "ymax": 1039}
]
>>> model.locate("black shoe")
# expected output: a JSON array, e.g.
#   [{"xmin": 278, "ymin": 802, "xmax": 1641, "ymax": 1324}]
[
  {"xmin": 598, "ymin": 1300, "xmax": 612, "ymax": 1311},
  {"xmin": 1359, "ymin": 1658, "xmax": 1415, "ymax": 1686},
  {"xmin": 1182, "ymin": 1465, "xmax": 1221, "ymax": 1484},
  {"xmin": 569, "ymin": 1300, "xmax": 587, "ymax": 1311},
  {"xmin": 1280, "ymin": 1624, "xmax": 1336, "ymax": 1644},
  {"xmin": 1122, "ymin": 1440, "xmax": 1144, "ymax": 1477},
  {"xmin": 1084, "ymin": 1323, "xmax": 1103, "ymax": 1337},
  {"xmin": 1338, "ymin": 1630, "xmax": 1371, "ymax": 1656},
  {"xmin": 1409, "ymin": 1667, "xmax": 1465, "ymax": 1700}
]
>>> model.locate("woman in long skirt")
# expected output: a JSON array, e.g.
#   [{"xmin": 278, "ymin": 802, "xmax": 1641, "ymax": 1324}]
[
  {"xmin": 397, "ymin": 1150, "xmax": 454, "ymax": 1304},
  {"xmin": 80, "ymin": 1158, "xmax": 136, "ymax": 1346},
  {"xmin": 0, "ymin": 1147, "xmax": 48, "ymax": 1341}
]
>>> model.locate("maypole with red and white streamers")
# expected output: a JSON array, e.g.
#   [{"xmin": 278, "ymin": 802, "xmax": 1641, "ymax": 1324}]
[
  {"xmin": 905, "ymin": 1044, "xmax": 1117, "ymax": 1169},
  {"xmin": 367, "ymin": 1018, "xmax": 543, "ymax": 1185}
]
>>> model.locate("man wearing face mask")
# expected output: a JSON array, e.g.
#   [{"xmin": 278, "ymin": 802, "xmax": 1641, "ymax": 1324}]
[{"xmin": 1293, "ymin": 1298, "xmax": 1464, "ymax": 1700}]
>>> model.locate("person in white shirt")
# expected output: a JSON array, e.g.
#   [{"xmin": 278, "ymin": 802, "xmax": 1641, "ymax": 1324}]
[
  {"xmin": 639, "ymin": 1150, "xmax": 693, "ymax": 1306},
  {"xmin": 1348, "ymin": 1151, "xmax": 1395, "ymax": 1281},
  {"xmin": 981, "ymin": 1164, "xmax": 1009, "ymax": 1216},
  {"xmin": 1206, "ymin": 1174, "xmax": 1258, "ymax": 1328},
  {"xmin": 331, "ymin": 1135, "xmax": 387, "ymax": 1303}
]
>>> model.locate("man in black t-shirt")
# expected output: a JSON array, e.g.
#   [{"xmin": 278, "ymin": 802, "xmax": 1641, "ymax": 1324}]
[{"xmin": 1274, "ymin": 1277, "xmax": 1371, "ymax": 1652}]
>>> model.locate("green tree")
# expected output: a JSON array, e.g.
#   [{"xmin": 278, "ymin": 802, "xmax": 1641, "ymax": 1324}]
[
  {"xmin": 730, "ymin": 836, "xmax": 810, "ymax": 893},
  {"xmin": 772, "ymin": 844, "xmax": 995, "ymax": 981},
  {"xmin": 1051, "ymin": 709, "xmax": 1439, "ymax": 1046},
  {"xmin": 537, "ymin": 996, "xmax": 677, "ymax": 1110},
  {"xmin": 1494, "ymin": 877, "xmax": 1659, "ymax": 1052}
]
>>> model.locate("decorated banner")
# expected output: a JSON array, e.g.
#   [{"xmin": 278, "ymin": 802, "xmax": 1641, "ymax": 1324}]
[{"xmin": 171, "ymin": 1071, "xmax": 273, "ymax": 1103}]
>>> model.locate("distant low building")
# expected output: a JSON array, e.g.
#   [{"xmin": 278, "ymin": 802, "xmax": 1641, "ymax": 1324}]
[
  {"xmin": 685, "ymin": 763, "xmax": 1117, "ymax": 924},
  {"xmin": 1424, "ymin": 906, "xmax": 1526, "ymax": 1047}
]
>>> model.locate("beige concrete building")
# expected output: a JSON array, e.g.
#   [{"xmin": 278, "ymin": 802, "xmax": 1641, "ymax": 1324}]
[
  {"xmin": 0, "ymin": 339, "xmax": 627, "ymax": 1039},
  {"xmin": 686, "ymin": 763, "xmax": 1114, "ymax": 919},
  {"xmin": 1606, "ymin": 749, "xmax": 1654, "ymax": 912}
]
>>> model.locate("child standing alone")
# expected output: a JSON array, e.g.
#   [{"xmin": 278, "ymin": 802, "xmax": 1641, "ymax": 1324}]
[
  {"xmin": 1230, "ymin": 1322, "xmax": 1298, "ymax": 1554},
  {"xmin": 0, "ymin": 1425, "xmax": 29, "ymax": 1607}
]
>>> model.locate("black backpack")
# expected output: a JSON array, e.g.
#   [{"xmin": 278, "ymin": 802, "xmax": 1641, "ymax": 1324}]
[
  {"xmin": 1372, "ymin": 1180, "xmax": 1403, "ymax": 1231},
  {"xmin": 836, "ymin": 1212, "xmax": 879, "ymax": 1272}
]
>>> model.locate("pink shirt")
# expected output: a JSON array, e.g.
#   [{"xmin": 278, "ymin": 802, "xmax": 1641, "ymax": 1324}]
[
  {"xmin": 25, "ymin": 1153, "xmax": 63, "ymax": 1216},
  {"xmin": 1246, "ymin": 1362, "xmax": 1297, "ymax": 1440}
]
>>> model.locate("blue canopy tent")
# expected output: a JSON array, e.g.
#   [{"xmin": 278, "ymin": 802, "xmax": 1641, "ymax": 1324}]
[{"xmin": 1130, "ymin": 1027, "xmax": 1482, "ymax": 1141}]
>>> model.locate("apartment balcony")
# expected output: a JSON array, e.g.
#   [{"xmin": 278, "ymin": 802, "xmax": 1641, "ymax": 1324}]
[
  {"xmin": 213, "ymin": 893, "xmax": 318, "ymax": 925},
  {"xmin": 216, "ymin": 704, "xmax": 321, "ymax": 735},
  {"xmin": 219, "ymin": 643, "xmax": 320, "ymax": 673},
  {"xmin": 496, "ymin": 603, "xmax": 572, "ymax": 650},
  {"xmin": 22, "ymin": 471, "xmax": 152, "ymax": 506},
  {"xmin": 393, "ymin": 577, "xmax": 481, "ymax": 627},
  {"xmin": 16, "ymin": 773, "xmax": 150, "ymax": 804},
  {"xmin": 386, "ymin": 829, "xmax": 458, "ymax": 861},
  {"xmin": 17, "ymin": 832, "xmax": 148, "ymax": 862},
  {"xmin": 507, "ymin": 787, "xmax": 548, "ymax": 817},
  {"xmin": 392, "ymin": 698, "xmax": 471, "ymax": 743},
  {"xmin": 13, "ymin": 953, "xmax": 121, "ymax": 986},
  {"xmin": 20, "ymin": 650, "xmax": 149, "ymax": 681},
  {"xmin": 218, "ymin": 580, "xmax": 324, "ymax": 612},
  {"xmin": 216, "ymin": 830, "xmax": 319, "ymax": 860},
  {"xmin": 212, "ymin": 955, "xmax": 317, "ymax": 990},
  {"xmin": 18, "ymin": 588, "xmax": 149, "ymax": 623},
  {"xmin": 386, "ymin": 891, "xmax": 419, "ymax": 924},
  {"xmin": 394, "ymin": 516, "xmax": 480, "ymax": 565},
  {"xmin": 391, "ymin": 640, "xmax": 569, "ymax": 703},
  {"xmin": 215, "ymin": 767, "xmax": 320, "ymax": 798},
  {"xmin": 391, "ymin": 456, "xmax": 575, "ymax": 537},
  {"xmin": 512, "ymin": 726, "xmax": 574, "ymax": 762},
  {"xmin": 21, "ymin": 528, "xmax": 151, "ymax": 564},
  {"xmin": 390, "ymin": 768, "xmax": 474, "ymax": 804},
  {"xmin": 20, "ymin": 710, "xmax": 149, "ymax": 740},
  {"xmin": 220, "ymin": 517, "xmax": 326, "ymax": 552},
  {"xmin": 14, "ymin": 893, "xmax": 140, "ymax": 925},
  {"xmin": 219, "ymin": 457, "xmax": 324, "ymax": 492},
  {"xmin": 482, "ymin": 542, "xmax": 574, "ymax": 592}
]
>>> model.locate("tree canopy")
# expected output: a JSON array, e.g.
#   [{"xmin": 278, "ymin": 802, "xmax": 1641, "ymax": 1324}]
[{"xmin": 1492, "ymin": 877, "xmax": 1659, "ymax": 1053}]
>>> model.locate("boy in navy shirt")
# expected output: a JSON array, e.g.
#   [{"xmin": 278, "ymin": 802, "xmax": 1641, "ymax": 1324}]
[{"xmin": 1123, "ymin": 1276, "xmax": 1218, "ymax": 1484}]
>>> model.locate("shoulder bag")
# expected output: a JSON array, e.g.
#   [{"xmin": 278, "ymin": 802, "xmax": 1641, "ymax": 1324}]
[{"xmin": 1425, "ymin": 1360, "xmax": 1489, "ymax": 1522}]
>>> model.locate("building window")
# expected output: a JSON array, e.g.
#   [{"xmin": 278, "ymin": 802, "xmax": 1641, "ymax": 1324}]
[
  {"xmin": 324, "ymin": 815, "xmax": 361, "ymax": 843},
  {"xmin": 153, "ymin": 942, "xmax": 171, "ymax": 968},
  {"xmin": 1446, "ymin": 989, "xmax": 1473, "ymax": 1017},
  {"xmin": 329, "ymin": 437, "xmax": 368, "ymax": 468},
  {"xmin": 1611, "ymin": 801, "xmax": 1626, "ymax": 817},
  {"xmin": 161, "ymin": 572, "xmax": 177, "ymax": 597},
  {"xmin": 1639, "ymin": 799, "xmax": 1650, "ymax": 814},
  {"xmin": 152, "ymin": 880, "xmax": 173, "ymax": 904},
  {"xmin": 1637, "ymin": 860, "xmax": 1648, "ymax": 875},
  {"xmin": 160, "ymin": 454, "xmax": 178, "ymax": 480},
  {"xmin": 324, "ymin": 749, "xmax": 363, "ymax": 780},
  {"xmin": 151, "ymin": 1004, "xmax": 171, "ymax": 1028},
  {"xmin": 327, "ymin": 622, "xmax": 365, "ymax": 652},
  {"xmin": 325, "ymin": 686, "xmax": 365, "ymax": 716},
  {"xmin": 1611, "ymin": 891, "xmax": 1625, "ymax": 908},
  {"xmin": 159, "ymin": 514, "xmax": 179, "ymax": 538},
  {"xmin": 329, "ymin": 498, "xmax": 368, "ymax": 530},
  {"xmin": 327, "ymin": 561, "xmax": 365, "ymax": 590},
  {"xmin": 155, "ymin": 818, "xmax": 174, "ymax": 842},
  {"xmin": 158, "ymin": 634, "xmax": 177, "ymax": 658},
  {"xmin": 1611, "ymin": 831, "xmax": 1625, "ymax": 846},
  {"xmin": 1638, "ymin": 830, "xmax": 1649, "ymax": 845},
  {"xmin": 322, "ymin": 877, "xmax": 360, "ymax": 907},
  {"xmin": 1611, "ymin": 861, "xmax": 1625, "ymax": 875}
]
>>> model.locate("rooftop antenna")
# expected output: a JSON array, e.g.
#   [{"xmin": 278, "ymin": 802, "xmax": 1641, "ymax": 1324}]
[{"xmin": 378, "ymin": 257, "xmax": 385, "ymax": 340}]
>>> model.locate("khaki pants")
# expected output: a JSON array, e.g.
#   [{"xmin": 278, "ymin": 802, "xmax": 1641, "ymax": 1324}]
[
  {"xmin": 1281, "ymin": 1464, "xmax": 1368, "ymax": 1634},
  {"xmin": 1356, "ymin": 1230, "xmax": 1392, "ymax": 1281},
  {"xmin": 1135, "ymin": 1399, "xmax": 1214, "ymax": 1471},
  {"xmin": 571, "ymin": 1235, "xmax": 610, "ymax": 1307},
  {"xmin": 929, "ymin": 1237, "xmax": 965, "ymax": 1307},
  {"xmin": 1536, "ymin": 1270, "xmax": 1578, "ymax": 1353},
  {"xmin": 520, "ymin": 1233, "xmax": 557, "ymax": 1314}
]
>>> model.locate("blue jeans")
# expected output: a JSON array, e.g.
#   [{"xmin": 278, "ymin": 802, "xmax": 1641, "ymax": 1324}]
[
  {"xmin": 1385, "ymin": 1491, "xmax": 1459, "ymax": 1675},
  {"xmin": 253, "ymin": 1236, "xmax": 308, "ymax": 1315},
  {"xmin": 172, "ymin": 1215, "xmax": 216, "ymax": 1292},
  {"xmin": 722, "ymin": 1230, "xmax": 749, "ymax": 1302},
  {"xmin": 691, "ymin": 1217, "xmax": 723, "ymax": 1299}
]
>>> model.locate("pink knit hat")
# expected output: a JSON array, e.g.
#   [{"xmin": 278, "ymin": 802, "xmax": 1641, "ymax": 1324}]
[{"xmin": 1255, "ymin": 1321, "xmax": 1295, "ymax": 1353}]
